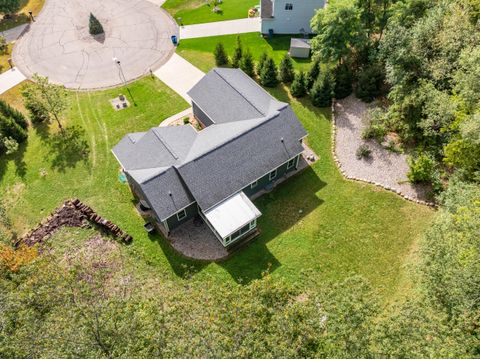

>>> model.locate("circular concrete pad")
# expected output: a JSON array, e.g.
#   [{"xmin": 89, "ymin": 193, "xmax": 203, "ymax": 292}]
[{"xmin": 13, "ymin": 0, "xmax": 178, "ymax": 89}]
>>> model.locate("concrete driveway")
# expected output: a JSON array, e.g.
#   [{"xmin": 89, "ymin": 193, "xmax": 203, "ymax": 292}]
[{"xmin": 13, "ymin": 0, "xmax": 178, "ymax": 89}]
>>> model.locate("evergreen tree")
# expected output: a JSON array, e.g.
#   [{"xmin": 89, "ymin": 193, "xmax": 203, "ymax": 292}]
[
  {"xmin": 290, "ymin": 71, "xmax": 307, "ymax": 98},
  {"xmin": 333, "ymin": 63, "xmax": 353, "ymax": 99},
  {"xmin": 279, "ymin": 54, "xmax": 295, "ymax": 83},
  {"xmin": 89, "ymin": 13, "xmax": 104, "ymax": 36},
  {"xmin": 306, "ymin": 58, "xmax": 321, "ymax": 89},
  {"xmin": 240, "ymin": 50, "xmax": 255, "ymax": 77},
  {"xmin": 310, "ymin": 71, "xmax": 335, "ymax": 107},
  {"xmin": 231, "ymin": 36, "xmax": 243, "ymax": 68},
  {"xmin": 355, "ymin": 65, "xmax": 384, "ymax": 102},
  {"xmin": 214, "ymin": 42, "xmax": 229, "ymax": 66},
  {"xmin": 0, "ymin": 0, "xmax": 21, "ymax": 14},
  {"xmin": 257, "ymin": 52, "xmax": 268, "ymax": 75},
  {"xmin": 259, "ymin": 57, "xmax": 279, "ymax": 87}
]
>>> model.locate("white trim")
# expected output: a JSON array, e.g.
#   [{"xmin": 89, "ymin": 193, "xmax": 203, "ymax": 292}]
[
  {"xmin": 295, "ymin": 153, "xmax": 300, "ymax": 168},
  {"xmin": 287, "ymin": 157, "xmax": 296, "ymax": 169},
  {"xmin": 269, "ymin": 169, "xmax": 277, "ymax": 180},
  {"xmin": 176, "ymin": 208, "xmax": 187, "ymax": 221},
  {"xmin": 163, "ymin": 219, "xmax": 170, "ymax": 233},
  {"xmin": 161, "ymin": 201, "xmax": 196, "ymax": 222},
  {"xmin": 250, "ymin": 180, "xmax": 258, "ymax": 189}
]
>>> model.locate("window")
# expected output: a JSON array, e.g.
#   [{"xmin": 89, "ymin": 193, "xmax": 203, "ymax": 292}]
[
  {"xmin": 285, "ymin": 3, "xmax": 293, "ymax": 10},
  {"xmin": 287, "ymin": 157, "xmax": 296, "ymax": 169},
  {"xmin": 269, "ymin": 169, "xmax": 277, "ymax": 180},
  {"xmin": 176, "ymin": 209, "xmax": 187, "ymax": 221},
  {"xmin": 250, "ymin": 180, "xmax": 258, "ymax": 189}
]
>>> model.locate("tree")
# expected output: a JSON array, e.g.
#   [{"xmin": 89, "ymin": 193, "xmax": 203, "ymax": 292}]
[
  {"xmin": 355, "ymin": 65, "xmax": 384, "ymax": 102},
  {"xmin": 89, "ymin": 13, "xmax": 104, "ymax": 36},
  {"xmin": 214, "ymin": 42, "xmax": 229, "ymax": 66},
  {"xmin": 239, "ymin": 49, "xmax": 255, "ymax": 77},
  {"xmin": 0, "ymin": 0, "xmax": 21, "ymax": 14},
  {"xmin": 407, "ymin": 154, "xmax": 436, "ymax": 183},
  {"xmin": 310, "ymin": 71, "xmax": 334, "ymax": 107},
  {"xmin": 231, "ymin": 36, "xmax": 243, "ymax": 68},
  {"xmin": 257, "ymin": 52, "xmax": 268, "ymax": 75},
  {"xmin": 0, "ymin": 99, "xmax": 27, "ymax": 155},
  {"xmin": 0, "ymin": 36, "xmax": 7, "ymax": 55},
  {"xmin": 306, "ymin": 58, "xmax": 321, "ymax": 89},
  {"xmin": 290, "ymin": 71, "xmax": 307, "ymax": 98},
  {"xmin": 278, "ymin": 54, "xmax": 294, "ymax": 83},
  {"xmin": 259, "ymin": 57, "xmax": 278, "ymax": 87},
  {"xmin": 22, "ymin": 75, "xmax": 68, "ymax": 132},
  {"xmin": 333, "ymin": 63, "xmax": 353, "ymax": 99}
]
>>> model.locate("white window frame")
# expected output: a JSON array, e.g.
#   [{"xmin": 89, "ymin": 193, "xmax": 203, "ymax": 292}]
[
  {"xmin": 250, "ymin": 180, "xmax": 258, "ymax": 189},
  {"xmin": 176, "ymin": 209, "xmax": 187, "ymax": 221},
  {"xmin": 285, "ymin": 3, "xmax": 293, "ymax": 10},
  {"xmin": 269, "ymin": 169, "xmax": 277, "ymax": 181},
  {"xmin": 287, "ymin": 157, "xmax": 296, "ymax": 169}
]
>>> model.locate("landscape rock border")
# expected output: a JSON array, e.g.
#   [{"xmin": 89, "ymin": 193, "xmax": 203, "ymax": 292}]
[{"xmin": 330, "ymin": 100, "xmax": 437, "ymax": 208}]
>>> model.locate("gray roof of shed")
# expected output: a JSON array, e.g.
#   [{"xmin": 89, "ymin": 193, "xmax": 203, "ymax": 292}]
[
  {"xmin": 290, "ymin": 38, "xmax": 312, "ymax": 49},
  {"xmin": 112, "ymin": 68, "xmax": 307, "ymax": 220}
]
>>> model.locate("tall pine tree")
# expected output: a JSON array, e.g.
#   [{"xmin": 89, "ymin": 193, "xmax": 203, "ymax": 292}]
[
  {"xmin": 290, "ymin": 71, "xmax": 307, "ymax": 98},
  {"xmin": 240, "ymin": 50, "xmax": 255, "ymax": 77},
  {"xmin": 260, "ymin": 57, "xmax": 279, "ymax": 87},
  {"xmin": 310, "ymin": 71, "xmax": 335, "ymax": 107},
  {"xmin": 307, "ymin": 58, "xmax": 321, "ymax": 89},
  {"xmin": 214, "ymin": 42, "xmax": 229, "ymax": 66},
  {"xmin": 279, "ymin": 54, "xmax": 295, "ymax": 83},
  {"xmin": 231, "ymin": 36, "xmax": 243, "ymax": 68}
]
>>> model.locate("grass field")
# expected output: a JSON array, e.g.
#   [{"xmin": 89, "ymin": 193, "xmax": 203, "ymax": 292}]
[
  {"xmin": 0, "ymin": 43, "xmax": 13, "ymax": 74},
  {"xmin": 177, "ymin": 33, "xmax": 313, "ymax": 73},
  {"xmin": 163, "ymin": 0, "xmax": 258, "ymax": 25},
  {"xmin": 0, "ymin": 0, "xmax": 45, "ymax": 32},
  {"xmin": 0, "ymin": 75, "xmax": 433, "ymax": 300}
]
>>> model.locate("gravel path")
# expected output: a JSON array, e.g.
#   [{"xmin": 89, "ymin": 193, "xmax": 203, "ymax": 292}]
[{"xmin": 334, "ymin": 95, "xmax": 432, "ymax": 203}]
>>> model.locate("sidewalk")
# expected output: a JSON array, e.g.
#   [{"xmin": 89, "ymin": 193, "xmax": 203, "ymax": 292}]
[
  {"xmin": 179, "ymin": 18, "xmax": 260, "ymax": 39},
  {"xmin": 0, "ymin": 67, "xmax": 26, "ymax": 94},
  {"xmin": 153, "ymin": 53, "xmax": 205, "ymax": 102},
  {"xmin": 1, "ymin": 23, "xmax": 29, "ymax": 43}
]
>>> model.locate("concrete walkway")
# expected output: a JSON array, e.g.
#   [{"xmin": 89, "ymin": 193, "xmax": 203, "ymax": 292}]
[
  {"xmin": 1, "ymin": 23, "xmax": 29, "ymax": 43},
  {"xmin": 159, "ymin": 107, "xmax": 192, "ymax": 127},
  {"xmin": 153, "ymin": 53, "xmax": 204, "ymax": 102},
  {"xmin": 180, "ymin": 17, "xmax": 260, "ymax": 39},
  {"xmin": 0, "ymin": 67, "xmax": 26, "ymax": 94}
]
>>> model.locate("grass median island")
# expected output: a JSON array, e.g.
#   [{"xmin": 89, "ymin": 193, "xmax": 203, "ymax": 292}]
[
  {"xmin": 163, "ymin": 0, "xmax": 258, "ymax": 25},
  {"xmin": 0, "ymin": 75, "xmax": 433, "ymax": 299},
  {"xmin": 177, "ymin": 33, "xmax": 313, "ymax": 72}
]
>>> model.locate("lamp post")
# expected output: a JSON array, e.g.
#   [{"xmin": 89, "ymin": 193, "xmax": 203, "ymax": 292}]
[
  {"xmin": 112, "ymin": 57, "xmax": 136, "ymax": 106},
  {"xmin": 28, "ymin": 11, "xmax": 35, "ymax": 22}
]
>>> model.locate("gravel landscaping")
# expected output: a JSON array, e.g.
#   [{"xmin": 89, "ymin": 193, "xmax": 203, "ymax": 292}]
[{"xmin": 333, "ymin": 95, "xmax": 433, "ymax": 204}]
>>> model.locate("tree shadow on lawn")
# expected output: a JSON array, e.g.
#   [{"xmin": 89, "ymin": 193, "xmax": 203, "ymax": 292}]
[{"xmin": 219, "ymin": 166, "xmax": 326, "ymax": 284}]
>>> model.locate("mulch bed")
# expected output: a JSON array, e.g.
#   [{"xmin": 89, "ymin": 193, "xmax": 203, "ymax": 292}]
[{"xmin": 16, "ymin": 199, "xmax": 132, "ymax": 247}]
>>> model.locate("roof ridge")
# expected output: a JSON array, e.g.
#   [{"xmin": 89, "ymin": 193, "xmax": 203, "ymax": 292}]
[
  {"xmin": 213, "ymin": 68, "xmax": 266, "ymax": 117},
  {"xmin": 152, "ymin": 128, "xmax": 179, "ymax": 160}
]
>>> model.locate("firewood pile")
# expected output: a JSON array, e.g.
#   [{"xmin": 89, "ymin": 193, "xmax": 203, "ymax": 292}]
[{"xmin": 16, "ymin": 198, "xmax": 132, "ymax": 247}]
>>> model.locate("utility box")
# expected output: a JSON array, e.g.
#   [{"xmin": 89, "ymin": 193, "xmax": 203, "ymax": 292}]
[{"xmin": 289, "ymin": 38, "xmax": 311, "ymax": 58}]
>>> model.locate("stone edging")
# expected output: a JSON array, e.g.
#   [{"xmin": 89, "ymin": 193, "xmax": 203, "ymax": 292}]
[{"xmin": 330, "ymin": 100, "xmax": 437, "ymax": 208}]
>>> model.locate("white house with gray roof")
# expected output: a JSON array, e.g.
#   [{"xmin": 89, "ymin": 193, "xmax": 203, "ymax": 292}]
[
  {"xmin": 260, "ymin": 0, "xmax": 325, "ymax": 35},
  {"xmin": 112, "ymin": 68, "xmax": 307, "ymax": 247}
]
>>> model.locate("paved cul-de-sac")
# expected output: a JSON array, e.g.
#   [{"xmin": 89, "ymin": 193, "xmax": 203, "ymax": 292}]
[{"xmin": 13, "ymin": 0, "xmax": 178, "ymax": 89}]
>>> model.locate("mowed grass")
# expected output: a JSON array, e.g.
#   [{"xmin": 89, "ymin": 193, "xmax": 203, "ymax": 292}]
[
  {"xmin": 163, "ymin": 0, "xmax": 258, "ymax": 25},
  {"xmin": 0, "ymin": 43, "xmax": 13, "ymax": 74},
  {"xmin": 0, "ymin": 75, "xmax": 433, "ymax": 299},
  {"xmin": 178, "ymin": 33, "xmax": 313, "ymax": 73}
]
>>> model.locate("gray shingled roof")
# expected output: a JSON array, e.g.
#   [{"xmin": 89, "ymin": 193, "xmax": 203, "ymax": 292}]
[
  {"xmin": 112, "ymin": 68, "xmax": 307, "ymax": 220},
  {"xmin": 261, "ymin": 0, "xmax": 273, "ymax": 18}
]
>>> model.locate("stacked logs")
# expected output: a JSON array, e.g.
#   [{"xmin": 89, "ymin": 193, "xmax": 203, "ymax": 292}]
[{"xmin": 17, "ymin": 199, "xmax": 132, "ymax": 247}]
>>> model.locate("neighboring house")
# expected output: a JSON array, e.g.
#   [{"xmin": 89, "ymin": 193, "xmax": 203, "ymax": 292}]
[
  {"xmin": 112, "ymin": 68, "xmax": 307, "ymax": 247},
  {"xmin": 260, "ymin": 0, "xmax": 325, "ymax": 35}
]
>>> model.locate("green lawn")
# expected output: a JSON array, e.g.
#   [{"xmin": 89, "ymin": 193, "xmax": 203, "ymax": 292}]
[
  {"xmin": 163, "ymin": 0, "xmax": 258, "ymax": 25},
  {"xmin": 0, "ymin": 0, "xmax": 45, "ymax": 32},
  {"xmin": 0, "ymin": 75, "xmax": 433, "ymax": 300},
  {"xmin": 177, "ymin": 33, "xmax": 313, "ymax": 73}
]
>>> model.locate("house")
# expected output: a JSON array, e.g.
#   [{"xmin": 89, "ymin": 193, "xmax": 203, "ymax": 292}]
[
  {"xmin": 112, "ymin": 68, "xmax": 307, "ymax": 247},
  {"xmin": 260, "ymin": 0, "xmax": 325, "ymax": 35}
]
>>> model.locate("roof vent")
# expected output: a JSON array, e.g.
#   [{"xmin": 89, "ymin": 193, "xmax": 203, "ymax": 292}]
[
  {"xmin": 168, "ymin": 191, "xmax": 172, "ymax": 196},
  {"xmin": 280, "ymin": 137, "xmax": 284, "ymax": 142}
]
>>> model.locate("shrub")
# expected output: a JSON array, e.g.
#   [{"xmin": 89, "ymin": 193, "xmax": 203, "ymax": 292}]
[
  {"xmin": 333, "ymin": 63, "xmax": 353, "ymax": 99},
  {"xmin": 240, "ymin": 50, "xmax": 255, "ymax": 77},
  {"xmin": 355, "ymin": 65, "xmax": 384, "ymax": 102},
  {"xmin": 0, "ymin": 36, "xmax": 7, "ymax": 55},
  {"xmin": 290, "ymin": 71, "xmax": 307, "ymax": 98},
  {"xmin": 1, "ymin": 136, "xmax": 18, "ymax": 155},
  {"xmin": 310, "ymin": 71, "xmax": 334, "ymax": 107},
  {"xmin": 259, "ymin": 57, "xmax": 279, "ymax": 87},
  {"xmin": 361, "ymin": 108, "xmax": 388, "ymax": 142},
  {"xmin": 231, "ymin": 36, "xmax": 243, "ymax": 68},
  {"xmin": 89, "ymin": 13, "xmax": 104, "ymax": 36},
  {"xmin": 0, "ymin": 99, "xmax": 27, "ymax": 129},
  {"xmin": 279, "ymin": 54, "xmax": 294, "ymax": 83},
  {"xmin": 306, "ymin": 58, "xmax": 321, "ymax": 89},
  {"xmin": 182, "ymin": 117, "xmax": 189, "ymax": 124},
  {"xmin": 0, "ymin": 114, "xmax": 27, "ymax": 144},
  {"xmin": 407, "ymin": 154, "xmax": 436, "ymax": 183},
  {"xmin": 356, "ymin": 144, "xmax": 371, "ymax": 159},
  {"xmin": 257, "ymin": 52, "xmax": 268, "ymax": 75},
  {"xmin": 214, "ymin": 42, "xmax": 229, "ymax": 66}
]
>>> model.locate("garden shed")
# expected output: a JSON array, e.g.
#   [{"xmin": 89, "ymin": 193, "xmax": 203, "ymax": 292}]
[{"xmin": 289, "ymin": 38, "xmax": 311, "ymax": 58}]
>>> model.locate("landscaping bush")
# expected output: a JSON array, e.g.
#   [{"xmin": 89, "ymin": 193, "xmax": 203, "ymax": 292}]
[
  {"xmin": 89, "ymin": 13, "xmax": 104, "ymax": 36},
  {"xmin": 290, "ymin": 71, "xmax": 307, "ymax": 98},
  {"xmin": 407, "ymin": 154, "xmax": 436, "ymax": 183},
  {"xmin": 333, "ymin": 63, "xmax": 353, "ymax": 99},
  {"xmin": 361, "ymin": 107, "xmax": 388, "ymax": 142},
  {"xmin": 0, "ymin": 36, "xmax": 7, "ymax": 55},
  {"xmin": 240, "ymin": 49, "xmax": 255, "ymax": 77},
  {"xmin": 259, "ymin": 57, "xmax": 278, "ymax": 87},
  {"xmin": 279, "ymin": 54, "xmax": 294, "ymax": 83},
  {"xmin": 356, "ymin": 144, "xmax": 371, "ymax": 159},
  {"xmin": 214, "ymin": 42, "xmax": 229, "ymax": 66},
  {"xmin": 310, "ymin": 71, "xmax": 334, "ymax": 107},
  {"xmin": 182, "ymin": 117, "xmax": 189, "ymax": 124},
  {"xmin": 355, "ymin": 65, "xmax": 384, "ymax": 102},
  {"xmin": 306, "ymin": 58, "xmax": 321, "ymax": 89},
  {"xmin": 0, "ymin": 99, "xmax": 27, "ymax": 129},
  {"xmin": 231, "ymin": 36, "xmax": 242, "ymax": 68}
]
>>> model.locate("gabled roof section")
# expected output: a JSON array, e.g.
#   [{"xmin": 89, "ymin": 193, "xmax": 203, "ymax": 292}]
[{"xmin": 187, "ymin": 68, "xmax": 286, "ymax": 124}]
